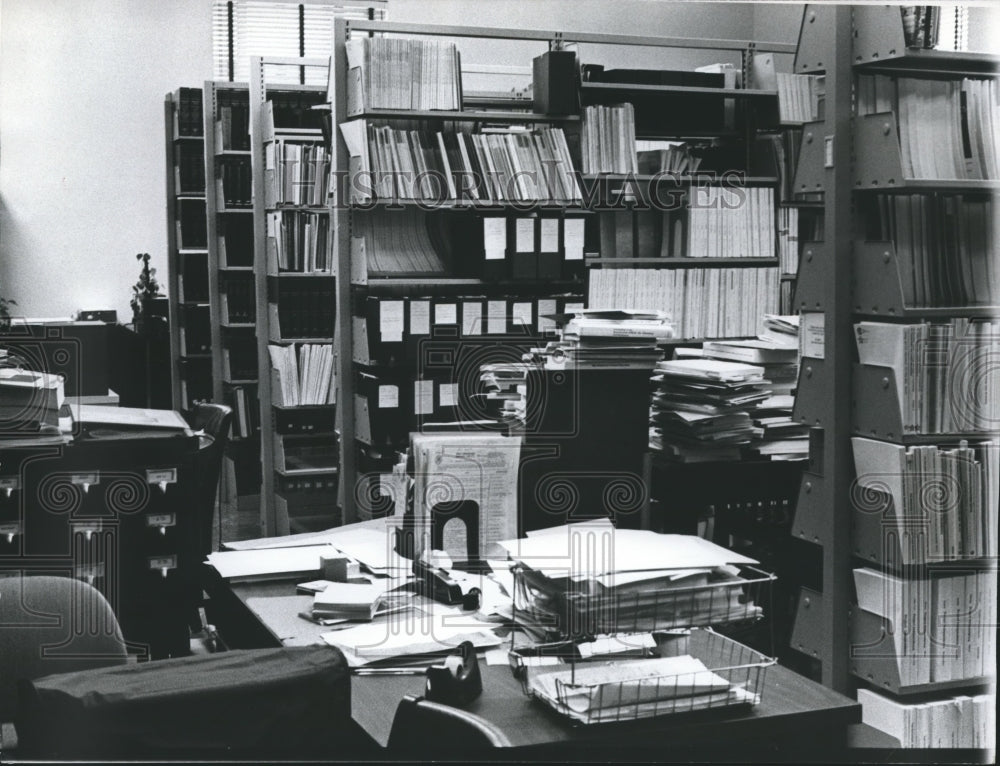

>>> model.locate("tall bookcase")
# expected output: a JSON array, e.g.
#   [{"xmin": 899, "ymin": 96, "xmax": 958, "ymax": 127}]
[
  {"xmin": 204, "ymin": 81, "xmax": 262, "ymax": 528},
  {"xmin": 789, "ymin": 4, "xmax": 997, "ymax": 748},
  {"xmin": 164, "ymin": 87, "xmax": 212, "ymax": 411},
  {"xmin": 249, "ymin": 57, "xmax": 336, "ymax": 537}
]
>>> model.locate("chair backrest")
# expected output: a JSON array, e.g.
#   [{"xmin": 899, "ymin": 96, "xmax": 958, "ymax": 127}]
[
  {"xmin": 387, "ymin": 694, "xmax": 511, "ymax": 752},
  {"xmin": 185, "ymin": 403, "xmax": 233, "ymax": 558},
  {"xmin": 0, "ymin": 575, "xmax": 127, "ymax": 722}
]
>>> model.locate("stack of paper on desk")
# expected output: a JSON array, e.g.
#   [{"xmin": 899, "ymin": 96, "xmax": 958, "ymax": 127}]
[
  {"xmin": 206, "ymin": 545, "xmax": 336, "ymax": 582},
  {"xmin": 527, "ymin": 654, "xmax": 758, "ymax": 723},
  {"xmin": 500, "ymin": 524, "xmax": 761, "ymax": 634},
  {"xmin": 311, "ymin": 582, "xmax": 386, "ymax": 621}
]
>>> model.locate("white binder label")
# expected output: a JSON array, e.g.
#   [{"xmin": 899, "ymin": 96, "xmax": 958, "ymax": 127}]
[
  {"xmin": 515, "ymin": 218, "xmax": 534, "ymax": 252},
  {"xmin": 483, "ymin": 218, "xmax": 506, "ymax": 260},
  {"xmin": 462, "ymin": 302, "xmax": 482, "ymax": 336},
  {"xmin": 487, "ymin": 301, "xmax": 507, "ymax": 335},
  {"xmin": 410, "ymin": 301, "xmax": 431, "ymax": 336},
  {"xmin": 378, "ymin": 385, "xmax": 399, "ymax": 408},
  {"xmin": 439, "ymin": 383, "xmax": 458, "ymax": 407},
  {"xmin": 379, "ymin": 300, "xmax": 405, "ymax": 343},
  {"xmin": 512, "ymin": 302, "xmax": 533, "ymax": 330},
  {"xmin": 564, "ymin": 218, "xmax": 585, "ymax": 260},
  {"xmin": 540, "ymin": 218, "xmax": 559, "ymax": 252},
  {"xmin": 414, "ymin": 380, "xmax": 434, "ymax": 415},
  {"xmin": 435, "ymin": 303, "xmax": 457, "ymax": 325}
]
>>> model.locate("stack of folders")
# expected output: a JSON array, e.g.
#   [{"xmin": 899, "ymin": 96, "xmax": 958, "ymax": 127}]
[
  {"xmin": 649, "ymin": 359, "xmax": 771, "ymax": 461},
  {"xmin": 549, "ymin": 310, "xmax": 675, "ymax": 370},
  {"xmin": 853, "ymin": 567, "xmax": 997, "ymax": 686},
  {"xmin": 863, "ymin": 194, "xmax": 996, "ymax": 307},
  {"xmin": 855, "ymin": 319, "xmax": 1000, "ymax": 433},
  {"xmin": 857, "ymin": 75, "xmax": 999, "ymax": 180},
  {"xmin": 501, "ymin": 521, "xmax": 762, "ymax": 638},
  {"xmin": 268, "ymin": 344, "xmax": 336, "ymax": 406},
  {"xmin": 702, "ymin": 315, "xmax": 808, "ymax": 461},
  {"xmin": 340, "ymin": 121, "xmax": 581, "ymax": 204},
  {"xmin": 479, "ymin": 362, "xmax": 530, "ymax": 428},
  {"xmin": 857, "ymin": 688, "xmax": 996, "ymax": 749},
  {"xmin": 776, "ymin": 73, "xmax": 823, "ymax": 124},
  {"xmin": 852, "ymin": 437, "xmax": 998, "ymax": 562},
  {"xmin": 344, "ymin": 36, "xmax": 461, "ymax": 112},
  {"xmin": 581, "ymin": 104, "xmax": 637, "ymax": 174}
]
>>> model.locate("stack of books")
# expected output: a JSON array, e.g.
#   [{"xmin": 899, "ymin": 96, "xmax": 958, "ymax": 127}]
[
  {"xmin": 548, "ymin": 310, "xmax": 675, "ymax": 370},
  {"xmin": 649, "ymin": 359, "xmax": 770, "ymax": 461},
  {"xmin": 309, "ymin": 582, "xmax": 386, "ymax": 623}
]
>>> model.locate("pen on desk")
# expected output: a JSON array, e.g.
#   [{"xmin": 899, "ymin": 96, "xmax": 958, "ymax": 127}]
[{"xmin": 352, "ymin": 668, "xmax": 428, "ymax": 676}]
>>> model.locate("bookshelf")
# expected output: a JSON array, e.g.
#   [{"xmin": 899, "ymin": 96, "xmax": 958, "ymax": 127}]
[
  {"xmin": 789, "ymin": 4, "xmax": 998, "ymax": 749},
  {"xmin": 249, "ymin": 57, "xmax": 335, "ymax": 537},
  {"xmin": 164, "ymin": 87, "xmax": 211, "ymax": 411},
  {"xmin": 203, "ymin": 80, "xmax": 262, "ymax": 528}
]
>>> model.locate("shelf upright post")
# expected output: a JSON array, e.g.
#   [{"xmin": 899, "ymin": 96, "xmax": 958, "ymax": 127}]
[
  {"xmin": 332, "ymin": 17, "xmax": 358, "ymax": 524},
  {"xmin": 164, "ymin": 94, "xmax": 184, "ymax": 411}
]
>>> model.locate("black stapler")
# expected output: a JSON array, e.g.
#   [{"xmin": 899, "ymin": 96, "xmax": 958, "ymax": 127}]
[{"xmin": 413, "ymin": 551, "xmax": 481, "ymax": 611}]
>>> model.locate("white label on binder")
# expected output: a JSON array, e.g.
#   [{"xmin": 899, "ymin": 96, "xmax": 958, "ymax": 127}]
[
  {"xmin": 440, "ymin": 383, "xmax": 458, "ymax": 407},
  {"xmin": 410, "ymin": 301, "xmax": 430, "ymax": 335},
  {"xmin": 462, "ymin": 302, "xmax": 482, "ymax": 336},
  {"xmin": 378, "ymin": 385, "xmax": 399, "ymax": 408},
  {"xmin": 512, "ymin": 302, "xmax": 532, "ymax": 330},
  {"xmin": 414, "ymin": 380, "xmax": 434, "ymax": 415},
  {"xmin": 435, "ymin": 303, "xmax": 457, "ymax": 325},
  {"xmin": 379, "ymin": 300, "xmax": 405, "ymax": 343},
  {"xmin": 537, "ymin": 299, "xmax": 557, "ymax": 331},
  {"xmin": 483, "ymin": 218, "xmax": 506, "ymax": 260},
  {"xmin": 800, "ymin": 312, "xmax": 825, "ymax": 359},
  {"xmin": 487, "ymin": 301, "xmax": 507, "ymax": 335},
  {"xmin": 564, "ymin": 218, "xmax": 585, "ymax": 260},
  {"xmin": 515, "ymin": 218, "xmax": 534, "ymax": 252},
  {"xmin": 540, "ymin": 218, "xmax": 559, "ymax": 252}
]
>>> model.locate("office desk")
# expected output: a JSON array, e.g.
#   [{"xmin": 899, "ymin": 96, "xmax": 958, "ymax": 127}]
[{"xmin": 210, "ymin": 578, "xmax": 861, "ymax": 761}]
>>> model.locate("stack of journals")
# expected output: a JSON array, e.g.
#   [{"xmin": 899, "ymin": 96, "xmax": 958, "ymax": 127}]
[
  {"xmin": 853, "ymin": 567, "xmax": 997, "ymax": 686},
  {"xmin": 858, "ymin": 688, "xmax": 996, "ymax": 749},
  {"xmin": 268, "ymin": 344, "xmax": 336, "ymax": 406},
  {"xmin": 776, "ymin": 73, "xmax": 823, "ymax": 124},
  {"xmin": 863, "ymin": 194, "xmax": 996, "ymax": 307},
  {"xmin": 581, "ymin": 104, "xmax": 637, "ymax": 174},
  {"xmin": 687, "ymin": 187, "xmax": 775, "ymax": 259},
  {"xmin": 500, "ymin": 521, "xmax": 762, "ymax": 637},
  {"xmin": 341, "ymin": 122, "xmax": 581, "ymax": 204},
  {"xmin": 852, "ymin": 437, "xmax": 998, "ymax": 561},
  {"xmin": 552, "ymin": 310, "xmax": 675, "ymax": 370},
  {"xmin": 855, "ymin": 319, "xmax": 1000, "ymax": 433},
  {"xmin": 344, "ymin": 36, "xmax": 461, "ymax": 112},
  {"xmin": 649, "ymin": 359, "xmax": 770, "ymax": 461},
  {"xmin": 351, "ymin": 209, "xmax": 447, "ymax": 273},
  {"xmin": 702, "ymin": 315, "xmax": 808, "ymax": 460}
]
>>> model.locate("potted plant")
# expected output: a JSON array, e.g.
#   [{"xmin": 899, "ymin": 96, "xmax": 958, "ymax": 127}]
[
  {"xmin": 0, "ymin": 289, "xmax": 16, "ymax": 332},
  {"xmin": 130, "ymin": 253, "xmax": 161, "ymax": 333}
]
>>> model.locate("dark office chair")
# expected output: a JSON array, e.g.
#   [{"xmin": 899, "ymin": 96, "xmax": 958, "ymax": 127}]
[
  {"xmin": 185, "ymin": 402, "xmax": 233, "ymax": 559},
  {"xmin": 387, "ymin": 693, "xmax": 512, "ymax": 752},
  {"xmin": 5, "ymin": 576, "xmax": 358, "ymax": 760}
]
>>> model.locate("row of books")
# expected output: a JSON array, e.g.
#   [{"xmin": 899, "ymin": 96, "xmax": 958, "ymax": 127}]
[
  {"xmin": 177, "ymin": 199, "xmax": 207, "ymax": 250},
  {"xmin": 858, "ymin": 687, "xmax": 994, "ymax": 749},
  {"xmin": 271, "ymin": 283, "xmax": 335, "ymax": 339},
  {"xmin": 754, "ymin": 129, "xmax": 803, "ymax": 203},
  {"xmin": 776, "ymin": 73, "xmax": 822, "ymax": 124},
  {"xmin": 265, "ymin": 140, "xmax": 330, "ymax": 207},
  {"xmin": 274, "ymin": 433, "xmax": 339, "ymax": 474},
  {"xmin": 222, "ymin": 340, "xmax": 257, "ymax": 381},
  {"xmin": 268, "ymin": 343, "xmax": 336, "ymax": 407},
  {"xmin": 268, "ymin": 210, "xmax": 331, "ymax": 273},
  {"xmin": 858, "ymin": 75, "xmax": 999, "ymax": 181},
  {"xmin": 687, "ymin": 186, "xmax": 775, "ymax": 259},
  {"xmin": 220, "ymin": 216, "xmax": 254, "ymax": 268},
  {"xmin": 864, "ymin": 193, "xmax": 996, "ymax": 308},
  {"xmin": 178, "ymin": 304, "xmax": 211, "ymax": 354},
  {"xmin": 175, "ymin": 87, "xmax": 203, "ymax": 137},
  {"xmin": 588, "ymin": 267, "xmax": 779, "ymax": 340},
  {"xmin": 854, "ymin": 318, "xmax": 1000, "ymax": 433},
  {"xmin": 581, "ymin": 104, "xmax": 637, "ymax": 174},
  {"xmin": 222, "ymin": 276, "xmax": 255, "ymax": 324},
  {"xmin": 216, "ymin": 102, "xmax": 251, "ymax": 151},
  {"xmin": 180, "ymin": 252, "xmax": 210, "ymax": 302},
  {"xmin": 853, "ymin": 567, "xmax": 997, "ymax": 686},
  {"xmin": 900, "ymin": 5, "xmax": 947, "ymax": 49},
  {"xmin": 225, "ymin": 384, "xmax": 260, "ymax": 439},
  {"xmin": 635, "ymin": 140, "xmax": 703, "ymax": 175},
  {"xmin": 343, "ymin": 36, "xmax": 461, "ymax": 112},
  {"xmin": 344, "ymin": 122, "xmax": 582, "ymax": 204},
  {"xmin": 218, "ymin": 157, "xmax": 251, "ymax": 207},
  {"xmin": 852, "ymin": 437, "xmax": 998, "ymax": 563},
  {"xmin": 176, "ymin": 143, "xmax": 205, "ymax": 194},
  {"xmin": 353, "ymin": 293, "xmax": 584, "ymax": 366}
]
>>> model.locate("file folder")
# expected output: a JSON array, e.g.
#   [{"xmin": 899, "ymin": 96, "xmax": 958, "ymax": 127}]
[
  {"xmin": 481, "ymin": 216, "xmax": 507, "ymax": 281},
  {"xmin": 563, "ymin": 216, "xmax": 587, "ymax": 281},
  {"xmin": 355, "ymin": 370, "xmax": 408, "ymax": 449},
  {"xmin": 512, "ymin": 217, "xmax": 538, "ymax": 280},
  {"xmin": 537, "ymin": 218, "xmax": 561, "ymax": 279},
  {"xmin": 353, "ymin": 296, "xmax": 405, "ymax": 366}
]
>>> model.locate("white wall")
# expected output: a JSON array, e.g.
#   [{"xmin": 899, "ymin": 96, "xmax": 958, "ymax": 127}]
[{"xmin": 0, "ymin": 0, "xmax": 212, "ymax": 320}]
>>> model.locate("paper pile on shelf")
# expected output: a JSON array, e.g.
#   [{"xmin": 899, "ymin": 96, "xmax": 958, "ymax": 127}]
[{"xmin": 540, "ymin": 309, "xmax": 674, "ymax": 370}]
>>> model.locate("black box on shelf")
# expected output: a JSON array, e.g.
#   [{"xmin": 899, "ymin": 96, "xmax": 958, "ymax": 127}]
[{"xmin": 533, "ymin": 50, "xmax": 579, "ymax": 116}]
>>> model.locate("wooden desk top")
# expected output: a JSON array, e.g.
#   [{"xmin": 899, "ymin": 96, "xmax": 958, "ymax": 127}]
[{"xmin": 227, "ymin": 580, "xmax": 861, "ymax": 753}]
